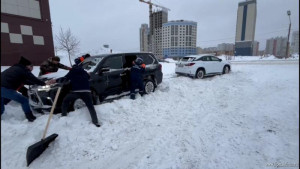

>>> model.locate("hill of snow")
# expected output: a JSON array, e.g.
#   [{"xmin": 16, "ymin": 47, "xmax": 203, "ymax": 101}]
[{"xmin": 1, "ymin": 58, "xmax": 299, "ymax": 169}]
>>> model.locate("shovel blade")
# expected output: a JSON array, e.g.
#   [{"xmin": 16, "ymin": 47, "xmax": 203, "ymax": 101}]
[{"xmin": 26, "ymin": 134, "xmax": 58, "ymax": 166}]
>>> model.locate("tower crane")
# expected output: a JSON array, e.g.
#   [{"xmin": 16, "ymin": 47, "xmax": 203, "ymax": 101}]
[{"xmin": 139, "ymin": 0, "xmax": 170, "ymax": 16}]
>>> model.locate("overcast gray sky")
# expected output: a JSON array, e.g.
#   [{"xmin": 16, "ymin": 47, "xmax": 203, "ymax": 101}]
[{"xmin": 49, "ymin": 0, "xmax": 299, "ymax": 54}]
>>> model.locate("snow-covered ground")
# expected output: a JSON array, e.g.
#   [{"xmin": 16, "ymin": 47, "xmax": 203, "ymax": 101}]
[{"xmin": 1, "ymin": 57, "xmax": 299, "ymax": 169}]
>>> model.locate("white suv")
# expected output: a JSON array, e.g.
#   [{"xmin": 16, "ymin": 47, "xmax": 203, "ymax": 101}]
[{"xmin": 175, "ymin": 54, "xmax": 231, "ymax": 79}]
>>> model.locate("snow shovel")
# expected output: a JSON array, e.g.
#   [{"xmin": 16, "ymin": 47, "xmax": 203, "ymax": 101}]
[{"xmin": 26, "ymin": 87, "xmax": 62, "ymax": 166}]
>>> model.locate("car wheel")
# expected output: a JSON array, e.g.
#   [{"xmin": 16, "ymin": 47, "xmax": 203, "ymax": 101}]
[
  {"xmin": 195, "ymin": 69, "xmax": 205, "ymax": 79},
  {"xmin": 73, "ymin": 98, "xmax": 85, "ymax": 110},
  {"xmin": 144, "ymin": 79, "xmax": 155, "ymax": 94},
  {"xmin": 223, "ymin": 66, "xmax": 230, "ymax": 74}
]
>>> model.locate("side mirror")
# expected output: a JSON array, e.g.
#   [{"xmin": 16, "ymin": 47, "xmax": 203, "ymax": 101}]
[{"xmin": 219, "ymin": 59, "xmax": 222, "ymax": 62}]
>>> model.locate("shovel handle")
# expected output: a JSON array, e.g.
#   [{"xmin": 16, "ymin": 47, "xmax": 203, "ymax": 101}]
[{"xmin": 42, "ymin": 87, "xmax": 62, "ymax": 139}]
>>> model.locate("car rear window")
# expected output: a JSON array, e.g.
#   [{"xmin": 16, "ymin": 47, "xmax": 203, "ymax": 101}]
[
  {"xmin": 137, "ymin": 54, "xmax": 155, "ymax": 65},
  {"xmin": 181, "ymin": 57, "xmax": 195, "ymax": 62}
]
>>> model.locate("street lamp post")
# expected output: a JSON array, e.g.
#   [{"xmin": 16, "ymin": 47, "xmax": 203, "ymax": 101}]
[{"xmin": 286, "ymin": 10, "xmax": 291, "ymax": 59}]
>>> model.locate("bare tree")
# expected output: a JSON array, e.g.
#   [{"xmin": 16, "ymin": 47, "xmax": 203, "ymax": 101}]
[
  {"xmin": 54, "ymin": 45, "xmax": 60, "ymax": 56},
  {"xmin": 56, "ymin": 27, "xmax": 80, "ymax": 66}
]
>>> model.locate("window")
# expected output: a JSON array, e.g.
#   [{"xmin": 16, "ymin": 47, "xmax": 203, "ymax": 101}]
[
  {"xmin": 200, "ymin": 56, "xmax": 211, "ymax": 61},
  {"xmin": 102, "ymin": 55, "xmax": 122, "ymax": 70},
  {"xmin": 82, "ymin": 57, "xmax": 103, "ymax": 72},
  {"xmin": 181, "ymin": 57, "xmax": 195, "ymax": 62},
  {"xmin": 138, "ymin": 54, "xmax": 155, "ymax": 65},
  {"xmin": 1, "ymin": 0, "xmax": 41, "ymax": 19},
  {"xmin": 210, "ymin": 56, "xmax": 220, "ymax": 61}
]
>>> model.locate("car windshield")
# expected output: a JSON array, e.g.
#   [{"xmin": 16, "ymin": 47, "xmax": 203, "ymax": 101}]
[
  {"xmin": 82, "ymin": 57, "xmax": 103, "ymax": 72},
  {"xmin": 181, "ymin": 57, "xmax": 195, "ymax": 62}
]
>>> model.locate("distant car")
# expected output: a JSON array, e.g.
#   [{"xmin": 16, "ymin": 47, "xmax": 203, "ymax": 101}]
[
  {"xmin": 175, "ymin": 54, "xmax": 231, "ymax": 79},
  {"xmin": 28, "ymin": 52, "xmax": 163, "ymax": 113}
]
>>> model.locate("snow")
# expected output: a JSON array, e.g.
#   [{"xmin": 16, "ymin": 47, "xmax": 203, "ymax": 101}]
[{"xmin": 1, "ymin": 57, "xmax": 299, "ymax": 169}]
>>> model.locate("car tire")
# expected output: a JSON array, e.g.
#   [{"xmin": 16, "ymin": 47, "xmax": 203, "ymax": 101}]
[
  {"xmin": 223, "ymin": 66, "xmax": 230, "ymax": 74},
  {"xmin": 195, "ymin": 69, "xmax": 205, "ymax": 79},
  {"xmin": 144, "ymin": 79, "xmax": 155, "ymax": 94}
]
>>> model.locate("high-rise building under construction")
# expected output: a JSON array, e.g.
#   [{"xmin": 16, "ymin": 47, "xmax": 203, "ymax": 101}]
[{"xmin": 149, "ymin": 10, "xmax": 168, "ymax": 59}]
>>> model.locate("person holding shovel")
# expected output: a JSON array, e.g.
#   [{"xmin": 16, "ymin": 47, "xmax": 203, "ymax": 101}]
[{"xmin": 60, "ymin": 56, "xmax": 101, "ymax": 127}]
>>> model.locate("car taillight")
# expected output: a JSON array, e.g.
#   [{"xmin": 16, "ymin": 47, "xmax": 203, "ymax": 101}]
[
  {"xmin": 159, "ymin": 64, "xmax": 162, "ymax": 70},
  {"xmin": 185, "ymin": 63, "xmax": 195, "ymax": 66}
]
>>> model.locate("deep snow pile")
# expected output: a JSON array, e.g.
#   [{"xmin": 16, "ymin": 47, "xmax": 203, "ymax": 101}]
[{"xmin": 1, "ymin": 59, "xmax": 299, "ymax": 169}]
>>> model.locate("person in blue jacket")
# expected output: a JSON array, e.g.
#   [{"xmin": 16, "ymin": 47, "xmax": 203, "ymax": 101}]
[
  {"xmin": 61, "ymin": 56, "xmax": 100, "ymax": 127},
  {"xmin": 130, "ymin": 57, "xmax": 146, "ymax": 100},
  {"xmin": 1, "ymin": 56, "xmax": 52, "ymax": 121}
]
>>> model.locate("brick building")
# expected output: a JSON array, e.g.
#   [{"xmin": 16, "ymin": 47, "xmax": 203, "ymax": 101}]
[{"xmin": 1, "ymin": 0, "xmax": 54, "ymax": 66}]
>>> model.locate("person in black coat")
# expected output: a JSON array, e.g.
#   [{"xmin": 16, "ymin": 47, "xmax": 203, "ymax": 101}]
[
  {"xmin": 130, "ymin": 57, "xmax": 146, "ymax": 100},
  {"xmin": 39, "ymin": 56, "xmax": 71, "ymax": 76},
  {"xmin": 73, "ymin": 53, "xmax": 90, "ymax": 66},
  {"xmin": 1, "ymin": 56, "xmax": 53, "ymax": 121},
  {"xmin": 61, "ymin": 57, "xmax": 100, "ymax": 127}
]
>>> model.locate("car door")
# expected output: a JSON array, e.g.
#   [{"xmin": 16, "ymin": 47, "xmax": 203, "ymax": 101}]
[
  {"xmin": 210, "ymin": 56, "xmax": 223, "ymax": 73},
  {"xmin": 200, "ymin": 56, "xmax": 214, "ymax": 74},
  {"xmin": 101, "ymin": 55, "xmax": 124, "ymax": 94},
  {"xmin": 82, "ymin": 57, "xmax": 107, "ymax": 95}
]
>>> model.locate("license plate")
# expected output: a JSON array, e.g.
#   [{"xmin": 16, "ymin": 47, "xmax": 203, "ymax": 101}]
[{"xmin": 178, "ymin": 64, "xmax": 183, "ymax": 67}]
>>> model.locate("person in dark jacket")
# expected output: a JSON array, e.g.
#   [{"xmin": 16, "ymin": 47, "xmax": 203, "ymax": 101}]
[
  {"xmin": 39, "ymin": 56, "xmax": 71, "ymax": 76},
  {"xmin": 2, "ymin": 64, "xmax": 33, "ymax": 105},
  {"xmin": 73, "ymin": 54, "xmax": 90, "ymax": 66},
  {"xmin": 130, "ymin": 57, "xmax": 146, "ymax": 100},
  {"xmin": 61, "ymin": 57, "xmax": 101, "ymax": 127},
  {"xmin": 1, "ymin": 56, "xmax": 53, "ymax": 121}
]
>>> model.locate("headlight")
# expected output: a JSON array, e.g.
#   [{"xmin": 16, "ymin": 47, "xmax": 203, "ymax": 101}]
[{"xmin": 37, "ymin": 85, "xmax": 51, "ymax": 91}]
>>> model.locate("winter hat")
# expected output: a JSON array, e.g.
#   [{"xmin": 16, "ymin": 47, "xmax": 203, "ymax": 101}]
[
  {"xmin": 18, "ymin": 56, "xmax": 32, "ymax": 66},
  {"xmin": 74, "ymin": 57, "xmax": 82, "ymax": 65},
  {"xmin": 134, "ymin": 57, "xmax": 143, "ymax": 65},
  {"xmin": 52, "ymin": 56, "xmax": 60, "ymax": 62},
  {"xmin": 84, "ymin": 54, "xmax": 91, "ymax": 59}
]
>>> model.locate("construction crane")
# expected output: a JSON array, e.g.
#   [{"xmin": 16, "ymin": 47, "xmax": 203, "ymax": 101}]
[{"xmin": 139, "ymin": 0, "xmax": 170, "ymax": 16}]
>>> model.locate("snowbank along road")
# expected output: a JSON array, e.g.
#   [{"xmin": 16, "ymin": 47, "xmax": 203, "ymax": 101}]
[{"xmin": 1, "ymin": 60, "xmax": 299, "ymax": 169}]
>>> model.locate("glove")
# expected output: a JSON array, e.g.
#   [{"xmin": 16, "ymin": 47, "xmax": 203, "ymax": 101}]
[{"xmin": 45, "ymin": 79, "xmax": 56, "ymax": 85}]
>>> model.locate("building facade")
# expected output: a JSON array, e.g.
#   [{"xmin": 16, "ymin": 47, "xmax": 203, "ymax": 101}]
[
  {"xmin": 291, "ymin": 31, "xmax": 299, "ymax": 54},
  {"xmin": 265, "ymin": 37, "xmax": 288, "ymax": 58},
  {"xmin": 1, "ymin": 0, "xmax": 55, "ymax": 66},
  {"xmin": 149, "ymin": 10, "xmax": 168, "ymax": 59},
  {"xmin": 252, "ymin": 41, "xmax": 259, "ymax": 56},
  {"xmin": 217, "ymin": 43, "xmax": 235, "ymax": 56},
  {"xmin": 162, "ymin": 20, "xmax": 197, "ymax": 58},
  {"xmin": 139, "ymin": 24, "xmax": 149, "ymax": 52},
  {"xmin": 234, "ymin": 0, "xmax": 257, "ymax": 56}
]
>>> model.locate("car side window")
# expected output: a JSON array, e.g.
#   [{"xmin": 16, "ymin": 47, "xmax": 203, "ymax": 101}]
[
  {"xmin": 211, "ymin": 56, "xmax": 219, "ymax": 61},
  {"xmin": 138, "ymin": 54, "xmax": 155, "ymax": 65},
  {"xmin": 201, "ymin": 56, "xmax": 210, "ymax": 61},
  {"xmin": 102, "ymin": 55, "xmax": 123, "ymax": 70}
]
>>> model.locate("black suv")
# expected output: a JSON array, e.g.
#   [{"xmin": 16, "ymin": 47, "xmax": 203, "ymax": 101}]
[{"xmin": 28, "ymin": 52, "xmax": 163, "ymax": 113}]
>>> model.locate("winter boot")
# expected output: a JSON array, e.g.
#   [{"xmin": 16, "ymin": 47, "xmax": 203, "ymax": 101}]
[
  {"xmin": 139, "ymin": 91, "xmax": 144, "ymax": 97},
  {"xmin": 25, "ymin": 112, "xmax": 36, "ymax": 122},
  {"xmin": 93, "ymin": 122, "xmax": 101, "ymax": 127}
]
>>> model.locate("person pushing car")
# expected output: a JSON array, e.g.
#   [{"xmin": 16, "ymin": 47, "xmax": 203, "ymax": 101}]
[{"xmin": 60, "ymin": 55, "xmax": 101, "ymax": 127}]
